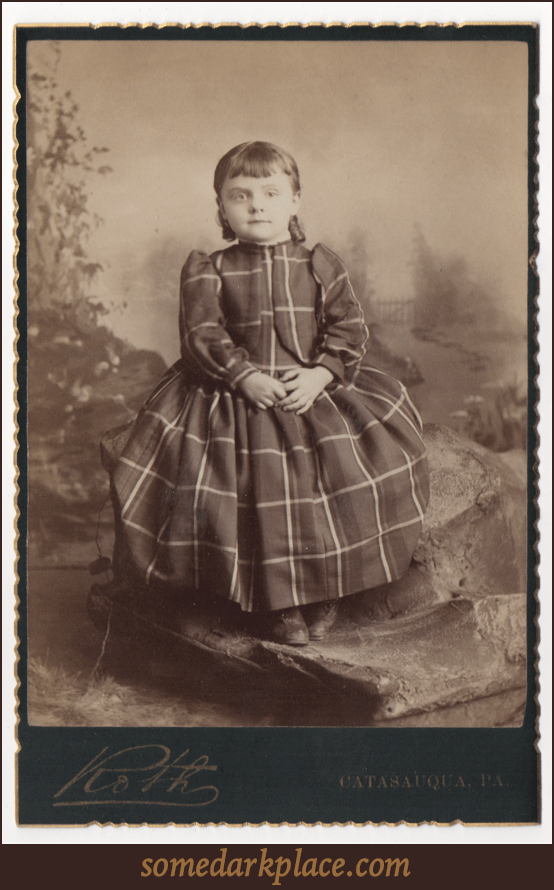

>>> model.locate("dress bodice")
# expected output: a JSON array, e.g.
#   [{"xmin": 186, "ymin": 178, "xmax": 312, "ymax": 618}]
[
  {"xmin": 179, "ymin": 240, "xmax": 369, "ymax": 388},
  {"xmin": 221, "ymin": 242, "xmax": 311, "ymax": 374}
]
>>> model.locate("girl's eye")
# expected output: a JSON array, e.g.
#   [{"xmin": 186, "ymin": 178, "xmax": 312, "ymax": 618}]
[{"xmin": 266, "ymin": 191, "xmax": 278, "ymax": 197}]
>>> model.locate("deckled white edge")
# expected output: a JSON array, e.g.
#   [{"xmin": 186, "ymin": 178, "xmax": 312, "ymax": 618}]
[{"xmin": 2, "ymin": 0, "xmax": 551, "ymax": 847}]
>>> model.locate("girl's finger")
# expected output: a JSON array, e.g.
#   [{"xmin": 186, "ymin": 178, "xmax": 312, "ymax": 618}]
[
  {"xmin": 281, "ymin": 380, "xmax": 299, "ymax": 393},
  {"xmin": 277, "ymin": 394, "xmax": 299, "ymax": 408},
  {"xmin": 279, "ymin": 370, "xmax": 299, "ymax": 382},
  {"xmin": 283, "ymin": 398, "xmax": 306, "ymax": 412},
  {"xmin": 296, "ymin": 402, "xmax": 313, "ymax": 415},
  {"xmin": 282, "ymin": 383, "xmax": 303, "ymax": 398}
]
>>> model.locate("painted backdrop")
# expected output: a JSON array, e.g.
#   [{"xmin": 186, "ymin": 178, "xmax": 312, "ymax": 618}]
[{"xmin": 28, "ymin": 38, "xmax": 529, "ymax": 362}]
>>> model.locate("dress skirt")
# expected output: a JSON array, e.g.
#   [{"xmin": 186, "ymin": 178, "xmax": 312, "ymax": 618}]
[{"xmin": 111, "ymin": 360, "xmax": 429, "ymax": 612}]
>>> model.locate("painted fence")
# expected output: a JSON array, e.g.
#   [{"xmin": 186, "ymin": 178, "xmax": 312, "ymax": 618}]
[{"xmin": 370, "ymin": 299, "xmax": 415, "ymax": 324}]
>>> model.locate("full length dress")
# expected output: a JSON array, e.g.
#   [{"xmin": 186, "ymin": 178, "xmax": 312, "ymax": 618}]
[{"xmin": 110, "ymin": 239, "xmax": 429, "ymax": 612}]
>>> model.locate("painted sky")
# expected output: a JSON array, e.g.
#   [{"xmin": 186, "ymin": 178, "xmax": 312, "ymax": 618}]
[{"xmin": 28, "ymin": 39, "xmax": 529, "ymax": 362}]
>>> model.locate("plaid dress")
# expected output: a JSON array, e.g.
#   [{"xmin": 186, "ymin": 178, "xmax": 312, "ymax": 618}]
[{"xmin": 111, "ymin": 240, "xmax": 429, "ymax": 612}]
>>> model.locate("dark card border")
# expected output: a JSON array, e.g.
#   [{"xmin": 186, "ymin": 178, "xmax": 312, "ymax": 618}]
[{"xmin": 13, "ymin": 21, "xmax": 540, "ymax": 827}]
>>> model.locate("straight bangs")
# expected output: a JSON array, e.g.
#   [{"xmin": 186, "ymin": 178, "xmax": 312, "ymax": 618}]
[
  {"xmin": 214, "ymin": 142, "xmax": 301, "ymax": 196},
  {"xmin": 226, "ymin": 151, "xmax": 287, "ymax": 183}
]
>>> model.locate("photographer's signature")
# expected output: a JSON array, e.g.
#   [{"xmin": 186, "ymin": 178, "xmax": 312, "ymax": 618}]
[{"xmin": 53, "ymin": 745, "xmax": 219, "ymax": 808}]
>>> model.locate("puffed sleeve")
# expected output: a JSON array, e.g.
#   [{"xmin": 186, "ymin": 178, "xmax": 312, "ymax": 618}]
[
  {"xmin": 310, "ymin": 243, "xmax": 369, "ymax": 380},
  {"xmin": 179, "ymin": 250, "xmax": 257, "ymax": 388}
]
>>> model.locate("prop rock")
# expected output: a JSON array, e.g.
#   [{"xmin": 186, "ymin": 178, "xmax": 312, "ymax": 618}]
[{"xmin": 349, "ymin": 424, "xmax": 527, "ymax": 622}]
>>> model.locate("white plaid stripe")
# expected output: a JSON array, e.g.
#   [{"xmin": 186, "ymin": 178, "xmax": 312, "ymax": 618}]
[
  {"xmin": 145, "ymin": 511, "xmax": 172, "ymax": 583},
  {"xmin": 282, "ymin": 246, "xmax": 307, "ymax": 362},
  {"xmin": 228, "ymin": 542, "xmax": 240, "ymax": 602},
  {"xmin": 281, "ymin": 443, "xmax": 300, "ymax": 606},
  {"xmin": 232, "ymin": 452, "xmax": 427, "ymax": 508},
  {"xmin": 265, "ymin": 247, "xmax": 277, "ymax": 376},
  {"xmin": 312, "ymin": 421, "xmax": 344, "ymax": 598},
  {"xmin": 401, "ymin": 447, "xmax": 426, "ymax": 524},
  {"xmin": 273, "ymin": 255, "xmax": 311, "ymax": 264},
  {"xmin": 183, "ymin": 273, "xmax": 222, "ymax": 289},
  {"xmin": 134, "ymin": 518, "xmax": 422, "ymax": 562},
  {"xmin": 351, "ymin": 383, "xmax": 424, "ymax": 441},
  {"xmin": 221, "ymin": 268, "xmax": 262, "ymax": 276},
  {"xmin": 246, "ymin": 549, "xmax": 255, "ymax": 611},
  {"xmin": 119, "ymin": 456, "xmax": 174, "ymax": 488},
  {"xmin": 238, "ymin": 519, "xmax": 424, "ymax": 565},
  {"xmin": 121, "ymin": 402, "xmax": 190, "ymax": 519},
  {"xmin": 403, "ymin": 386, "xmax": 425, "ymax": 433},
  {"xmin": 118, "ymin": 449, "xmax": 426, "ymax": 510},
  {"xmin": 192, "ymin": 392, "xmax": 220, "ymax": 587}
]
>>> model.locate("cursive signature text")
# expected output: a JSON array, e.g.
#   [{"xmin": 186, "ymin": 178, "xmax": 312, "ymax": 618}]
[{"xmin": 53, "ymin": 744, "xmax": 219, "ymax": 807}]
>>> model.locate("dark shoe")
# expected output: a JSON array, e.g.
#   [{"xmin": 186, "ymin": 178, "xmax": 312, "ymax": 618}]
[
  {"xmin": 304, "ymin": 600, "xmax": 340, "ymax": 641},
  {"xmin": 266, "ymin": 607, "xmax": 309, "ymax": 646}
]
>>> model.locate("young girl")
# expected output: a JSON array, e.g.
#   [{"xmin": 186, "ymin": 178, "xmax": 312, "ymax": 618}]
[{"xmin": 109, "ymin": 142, "xmax": 429, "ymax": 646}]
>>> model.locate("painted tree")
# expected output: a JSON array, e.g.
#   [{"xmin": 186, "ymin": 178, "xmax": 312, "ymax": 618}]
[
  {"xmin": 411, "ymin": 226, "xmax": 497, "ymax": 328},
  {"xmin": 25, "ymin": 45, "xmax": 169, "ymax": 564},
  {"xmin": 26, "ymin": 42, "xmax": 112, "ymax": 331}
]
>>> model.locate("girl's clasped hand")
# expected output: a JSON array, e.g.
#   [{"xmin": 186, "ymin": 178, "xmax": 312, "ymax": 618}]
[
  {"xmin": 237, "ymin": 372, "xmax": 286, "ymax": 410},
  {"xmin": 238, "ymin": 366, "xmax": 334, "ymax": 414}
]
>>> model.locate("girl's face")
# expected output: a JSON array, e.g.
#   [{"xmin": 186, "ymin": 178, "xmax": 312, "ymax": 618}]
[{"xmin": 218, "ymin": 170, "xmax": 300, "ymax": 244}]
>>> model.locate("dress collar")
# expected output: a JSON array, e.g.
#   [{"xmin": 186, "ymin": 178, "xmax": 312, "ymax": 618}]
[{"xmin": 237, "ymin": 238, "xmax": 292, "ymax": 253}]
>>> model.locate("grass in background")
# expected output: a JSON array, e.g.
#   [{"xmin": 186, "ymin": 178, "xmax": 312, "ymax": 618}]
[{"xmin": 449, "ymin": 380, "xmax": 526, "ymax": 452}]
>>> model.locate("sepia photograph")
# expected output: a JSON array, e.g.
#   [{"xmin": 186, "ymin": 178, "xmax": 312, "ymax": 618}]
[{"xmin": 13, "ymin": 16, "xmax": 541, "ymax": 827}]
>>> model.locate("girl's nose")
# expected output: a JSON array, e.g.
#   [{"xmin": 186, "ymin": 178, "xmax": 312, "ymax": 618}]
[{"xmin": 249, "ymin": 195, "xmax": 264, "ymax": 213}]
